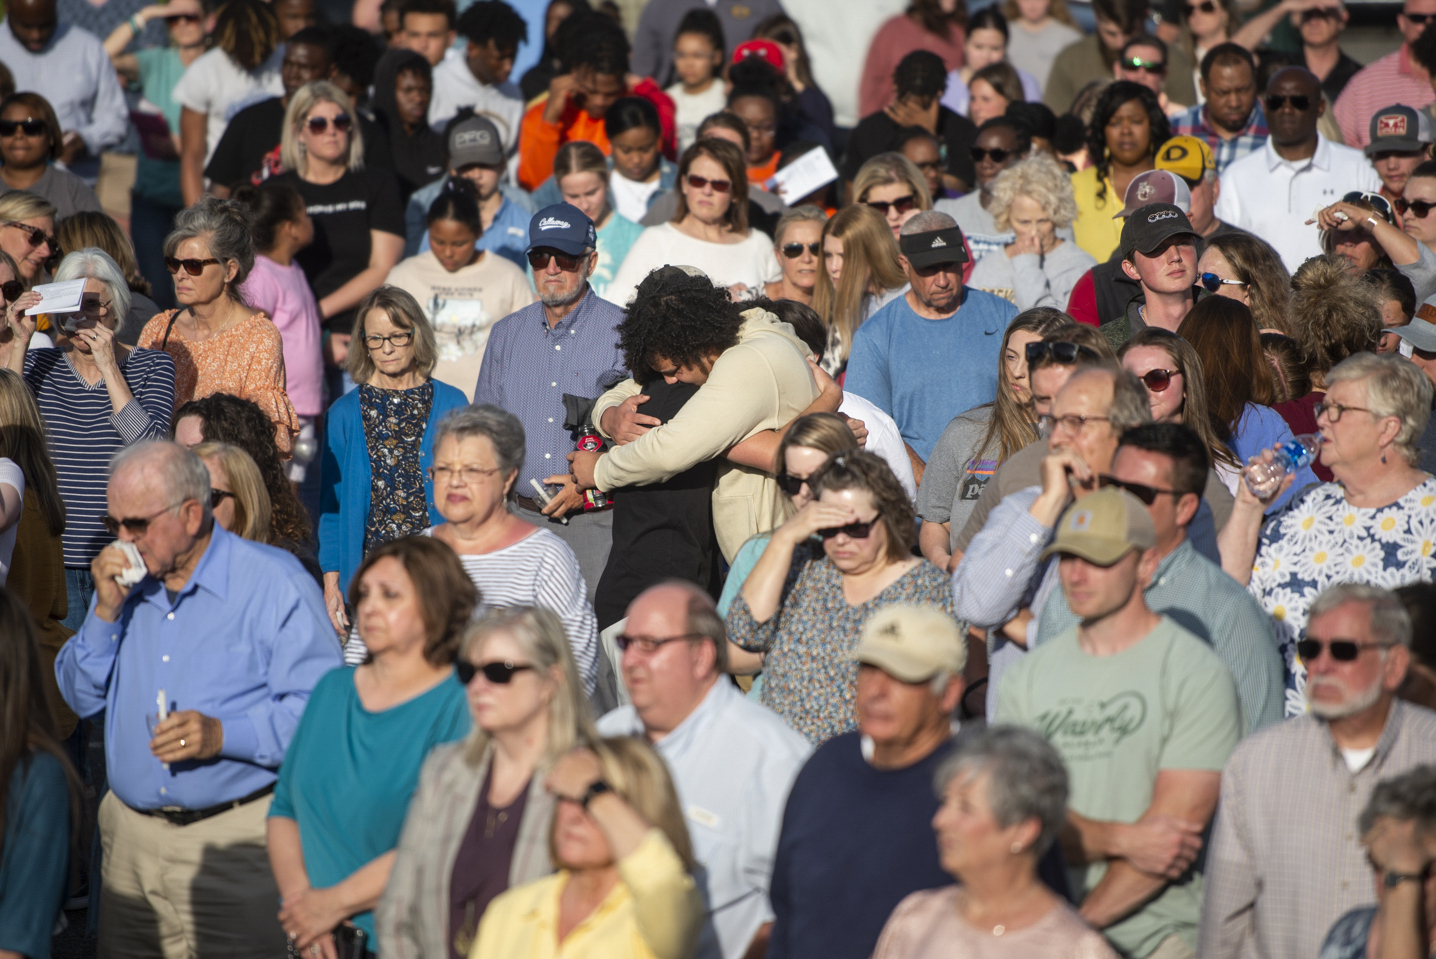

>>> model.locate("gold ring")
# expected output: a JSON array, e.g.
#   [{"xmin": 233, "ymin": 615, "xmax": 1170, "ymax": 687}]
[{"xmin": 179, "ymin": 738, "xmax": 186, "ymax": 747}]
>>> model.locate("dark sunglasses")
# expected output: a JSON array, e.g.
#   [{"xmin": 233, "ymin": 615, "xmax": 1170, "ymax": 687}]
[
  {"xmin": 0, "ymin": 280, "xmax": 21, "ymax": 302},
  {"xmin": 4, "ymin": 221, "xmax": 53, "ymax": 250},
  {"xmin": 305, "ymin": 113, "xmax": 352, "ymax": 134},
  {"xmin": 1025, "ymin": 340, "xmax": 1096, "ymax": 365},
  {"xmin": 1137, "ymin": 367, "xmax": 1179, "ymax": 392},
  {"xmin": 100, "ymin": 500, "xmax": 184, "ymax": 535},
  {"xmin": 165, "ymin": 256, "xmax": 221, "ymax": 275},
  {"xmin": 1185, "ymin": 0, "xmax": 1217, "ymax": 12},
  {"xmin": 1199, "ymin": 272, "xmax": 1248, "ymax": 293},
  {"xmin": 818, "ymin": 520, "xmax": 874, "ymax": 540},
  {"xmin": 970, "ymin": 146, "xmax": 1011, "ymax": 164},
  {"xmin": 1265, "ymin": 93, "xmax": 1312, "ymax": 112},
  {"xmin": 526, "ymin": 249, "xmax": 586, "ymax": 272},
  {"xmin": 866, "ymin": 194, "xmax": 917, "ymax": 216},
  {"xmin": 1296, "ymin": 638, "xmax": 1394, "ymax": 662},
  {"xmin": 686, "ymin": 174, "xmax": 732, "ymax": 193},
  {"xmin": 0, "ymin": 118, "xmax": 45, "ymax": 137},
  {"xmin": 1099, "ymin": 474, "xmax": 1181, "ymax": 505},
  {"xmin": 169, "ymin": 12, "xmax": 201, "ymax": 22},
  {"xmin": 776, "ymin": 472, "xmax": 809, "ymax": 496},
  {"xmin": 1121, "ymin": 57, "xmax": 1165, "ymax": 72},
  {"xmin": 1397, "ymin": 197, "xmax": 1436, "ymax": 219},
  {"xmin": 781, "ymin": 241, "xmax": 821, "ymax": 258},
  {"xmin": 1343, "ymin": 190, "xmax": 1393, "ymax": 222},
  {"xmin": 455, "ymin": 659, "xmax": 535, "ymax": 684},
  {"xmin": 1405, "ymin": 11, "xmax": 1435, "ymax": 22},
  {"xmin": 210, "ymin": 488, "xmax": 234, "ymax": 508}
]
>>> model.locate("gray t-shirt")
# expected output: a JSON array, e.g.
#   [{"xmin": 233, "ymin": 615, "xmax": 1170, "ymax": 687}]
[{"xmin": 917, "ymin": 405, "xmax": 997, "ymax": 547}]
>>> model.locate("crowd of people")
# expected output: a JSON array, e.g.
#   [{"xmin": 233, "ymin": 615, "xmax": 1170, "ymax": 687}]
[{"xmin": 3, "ymin": 0, "xmax": 1436, "ymax": 957}]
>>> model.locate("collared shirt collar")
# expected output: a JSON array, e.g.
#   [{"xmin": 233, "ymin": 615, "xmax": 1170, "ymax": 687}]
[
  {"xmin": 1150, "ymin": 537, "xmax": 1196, "ymax": 585},
  {"xmin": 649, "ymin": 676, "xmax": 734, "ymax": 757},
  {"xmin": 1321, "ymin": 697, "xmax": 1407, "ymax": 768},
  {"xmin": 539, "ymin": 285, "xmax": 595, "ymax": 337},
  {"xmin": 138, "ymin": 523, "xmax": 232, "ymax": 610},
  {"xmin": 1264, "ymin": 134, "xmax": 1331, "ymax": 172}
]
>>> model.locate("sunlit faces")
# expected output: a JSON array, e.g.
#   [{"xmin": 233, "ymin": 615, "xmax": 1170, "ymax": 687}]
[
  {"xmin": 559, "ymin": 170, "xmax": 608, "ymax": 222},
  {"xmin": 776, "ymin": 218, "xmax": 823, "ymax": 294},
  {"xmin": 818, "ymin": 486, "xmax": 887, "ymax": 574},
  {"xmin": 429, "ymin": 217, "xmax": 479, "ymax": 273},
  {"xmin": 1122, "ymin": 344, "xmax": 1186, "ymax": 421},
  {"xmin": 1004, "ymin": 328, "xmax": 1045, "ymax": 403},
  {"xmin": 1196, "ymin": 246, "xmax": 1249, "ymax": 305},
  {"xmin": 1105, "ymin": 97, "xmax": 1154, "ymax": 166},
  {"xmin": 1303, "ymin": 600, "xmax": 1408, "ymax": 718}
]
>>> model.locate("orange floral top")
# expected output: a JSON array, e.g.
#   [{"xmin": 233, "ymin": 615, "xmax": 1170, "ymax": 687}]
[{"xmin": 138, "ymin": 309, "xmax": 300, "ymax": 455}]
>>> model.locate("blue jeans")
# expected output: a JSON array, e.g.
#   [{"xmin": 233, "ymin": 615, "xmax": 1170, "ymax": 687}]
[
  {"xmin": 62, "ymin": 566, "xmax": 96, "ymax": 633},
  {"xmin": 130, "ymin": 191, "xmax": 181, "ymax": 311}
]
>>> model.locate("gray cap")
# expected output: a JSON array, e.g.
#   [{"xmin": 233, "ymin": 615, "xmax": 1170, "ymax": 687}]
[
  {"xmin": 448, "ymin": 115, "xmax": 504, "ymax": 169},
  {"xmin": 1384, "ymin": 317, "xmax": 1436, "ymax": 353}
]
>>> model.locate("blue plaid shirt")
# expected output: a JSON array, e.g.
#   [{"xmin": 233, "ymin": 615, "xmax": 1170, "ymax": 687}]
[{"xmin": 1170, "ymin": 102, "xmax": 1269, "ymax": 174}]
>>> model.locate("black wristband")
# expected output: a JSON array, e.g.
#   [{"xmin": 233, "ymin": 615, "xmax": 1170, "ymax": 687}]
[{"xmin": 580, "ymin": 779, "xmax": 612, "ymax": 809}]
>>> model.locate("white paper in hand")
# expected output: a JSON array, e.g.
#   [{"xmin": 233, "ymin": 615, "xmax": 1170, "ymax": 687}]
[
  {"xmin": 766, "ymin": 149, "xmax": 839, "ymax": 205},
  {"xmin": 112, "ymin": 540, "xmax": 147, "ymax": 586},
  {"xmin": 26, "ymin": 279, "xmax": 87, "ymax": 317}
]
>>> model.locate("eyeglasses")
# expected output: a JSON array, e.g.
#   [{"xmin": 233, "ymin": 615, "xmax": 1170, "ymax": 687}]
[
  {"xmin": 0, "ymin": 118, "xmax": 45, "ymax": 137},
  {"xmin": 526, "ymin": 249, "xmax": 587, "ymax": 272},
  {"xmin": 1343, "ymin": 190, "xmax": 1393, "ymax": 223},
  {"xmin": 818, "ymin": 520, "xmax": 874, "ymax": 540},
  {"xmin": 455, "ymin": 659, "xmax": 535, "ymax": 684},
  {"xmin": 1137, "ymin": 367, "xmax": 1180, "ymax": 392},
  {"xmin": 1121, "ymin": 57, "xmax": 1166, "ymax": 72},
  {"xmin": 1025, "ymin": 341, "xmax": 1098, "ymax": 365},
  {"xmin": 1398, "ymin": 198, "xmax": 1436, "ymax": 218},
  {"xmin": 1039, "ymin": 413, "xmax": 1111, "ymax": 436},
  {"xmin": 969, "ymin": 146, "xmax": 1012, "ymax": 164},
  {"xmin": 305, "ymin": 113, "xmax": 352, "ymax": 134},
  {"xmin": 1314, "ymin": 400, "xmax": 1372, "ymax": 422},
  {"xmin": 866, "ymin": 194, "xmax": 917, "ymax": 216},
  {"xmin": 0, "ymin": 280, "xmax": 22, "ymax": 303},
  {"xmin": 781, "ymin": 241, "xmax": 821, "ymax": 258},
  {"xmin": 686, "ymin": 174, "xmax": 732, "ymax": 193},
  {"xmin": 1265, "ymin": 93, "xmax": 1312, "ymax": 112},
  {"xmin": 1099, "ymin": 474, "xmax": 1181, "ymax": 505},
  {"xmin": 4, "ymin": 221, "xmax": 53, "ymax": 250},
  {"xmin": 776, "ymin": 472, "xmax": 810, "ymax": 496},
  {"xmin": 912, "ymin": 158, "xmax": 943, "ymax": 172},
  {"xmin": 428, "ymin": 464, "xmax": 502, "ymax": 484},
  {"xmin": 363, "ymin": 330, "xmax": 415, "ymax": 349},
  {"xmin": 100, "ymin": 499, "xmax": 186, "ymax": 535},
  {"xmin": 164, "ymin": 256, "xmax": 221, "ymax": 275},
  {"xmin": 1405, "ymin": 11, "xmax": 1435, "ymax": 22},
  {"xmin": 1296, "ymin": 638, "xmax": 1395, "ymax": 662},
  {"xmin": 614, "ymin": 632, "xmax": 703, "ymax": 654},
  {"xmin": 210, "ymin": 488, "xmax": 234, "ymax": 508},
  {"xmin": 1185, "ymin": 0, "xmax": 1218, "ymax": 12},
  {"xmin": 64, "ymin": 296, "xmax": 111, "ymax": 318},
  {"xmin": 1199, "ymin": 272, "xmax": 1248, "ymax": 293}
]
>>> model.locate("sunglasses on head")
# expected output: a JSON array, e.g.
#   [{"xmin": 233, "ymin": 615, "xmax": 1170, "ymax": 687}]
[
  {"xmin": 1121, "ymin": 57, "xmax": 1165, "ymax": 72},
  {"xmin": 1265, "ymin": 93, "xmax": 1312, "ymax": 112},
  {"xmin": 782, "ymin": 241, "xmax": 821, "ymax": 258},
  {"xmin": 970, "ymin": 146, "xmax": 1011, "ymax": 164},
  {"xmin": 1296, "ymin": 638, "xmax": 1393, "ymax": 662},
  {"xmin": 1025, "ymin": 340, "xmax": 1096, "ymax": 365},
  {"xmin": 526, "ymin": 249, "xmax": 586, "ymax": 272},
  {"xmin": 686, "ymin": 174, "xmax": 731, "ymax": 193},
  {"xmin": 0, "ymin": 280, "xmax": 22, "ymax": 303},
  {"xmin": 305, "ymin": 113, "xmax": 352, "ymax": 134},
  {"xmin": 818, "ymin": 520, "xmax": 874, "ymax": 540},
  {"xmin": 1199, "ymin": 271, "xmax": 1248, "ymax": 293},
  {"xmin": 0, "ymin": 118, "xmax": 45, "ymax": 137},
  {"xmin": 165, "ymin": 256, "xmax": 221, "ymax": 276},
  {"xmin": 866, "ymin": 194, "xmax": 917, "ymax": 216},
  {"xmin": 1397, "ymin": 197, "xmax": 1436, "ymax": 218},
  {"xmin": 1099, "ymin": 474, "xmax": 1181, "ymax": 505},
  {"xmin": 1136, "ymin": 367, "xmax": 1180, "ymax": 391},
  {"xmin": 455, "ymin": 659, "xmax": 535, "ymax": 685},
  {"xmin": 1343, "ymin": 190, "xmax": 1393, "ymax": 222}
]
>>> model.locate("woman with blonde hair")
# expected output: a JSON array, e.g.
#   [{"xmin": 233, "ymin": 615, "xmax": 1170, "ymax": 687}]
[
  {"xmin": 1197, "ymin": 231, "xmax": 1291, "ymax": 334},
  {"xmin": 193, "ymin": 441, "xmax": 272, "ymax": 543},
  {"xmin": 554, "ymin": 141, "xmax": 644, "ymax": 302},
  {"xmin": 853, "ymin": 152, "xmax": 933, "ymax": 241},
  {"xmin": 471, "ymin": 736, "xmax": 703, "ymax": 959},
  {"xmin": 378, "ymin": 605, "xmax": 597, "ymax": 958},
  {"xmin": 812, "ymin": 205, "xmax": 906, "ymax": 374},
  {"xmin": 967, "ymin": 155, "xmax": 1094, "ymax": 309},
  {"xmin": 0, "ymin": 249, "xmax": 47, "ymax": 369},
  {"xmin": 0, "ymin": 191, "xmax": 57, "ymax": 282},
  {"xmin": 56, "ymin": 211, "xmax": 159, "ymax": 345}
]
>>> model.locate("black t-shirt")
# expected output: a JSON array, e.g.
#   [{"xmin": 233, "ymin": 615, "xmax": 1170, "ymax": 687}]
[
  {"xmin": 204, "ymin": 97, "xmax": 287, "ymax": 191},
  {"xmin": 381, "ymin": 119, "xmax": 446, "ymax": 203},
  {"xmin": 841, "ymin": 106, "xmax": 978, "ymax": 191},
  {"xmin": 272, "ymin": 166, "xmax": 406, "ymax": 334}
]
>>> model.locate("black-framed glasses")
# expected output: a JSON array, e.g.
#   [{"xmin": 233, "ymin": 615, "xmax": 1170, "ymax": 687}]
[
  {"xmin": 1314, "ymin": 400, "xmax": 1372, "ymax": 422},
  {"xmin": 526, "ymin": 249, "xmax": 587, "ymax": 272},
  {"xmin": 1025, "ymin": 341, "xmax": 1097, "ymax": 365},
  {"xmin": 1405, "ymin": 10, "xmax": 1435, "ymax": 22},
  {"xmin": 818, "ymin": 520, "xmax": 874, "ymax": 540},
  {"xmin": 781, "ymin": 242, "xmax": 821, "ymax": 259},
  {"xmin": 1265, "ymin": 93, "xmax": 1312, "ymax": 112},
  {"xmin": 1121, "ymin": 57, "xmax": 1165, "ymax": 72},
  {"xmin": 1185, "ymin": 0, "xmax": 1217, "ymax": 12},
  {"xmin": 1296, "ymin": 638, "xmax": 1395, "ymax": 662},
  {"xmin": 1343, "ymin": 190, "xmax": 1393, "ymax": 223},
  {"xmin": 1397, "ymin": 198, "xmax": 1436, "ymax": 218},
  {"xmin": 0, "ymin": 280, "xmax": 22, "ymax": 303},
  {"xmin": 969, "ymin": 146, "xmax": 1011, "ymax": 164},
  {"xmin": 363, "ymin": 330, "xmax": 415, "ymax": 349},
  {"xmin": 305, "ymin": 113, "xmax": 352, "ymax": 134},
  {"xmin": 866, "ymin": 194, "xmax": 917, "ymax": 216},
  {"xmin": 0, "ymin": 118, "xmax": 45, "ymax": 137},
  {"xmin": 4, "ymin": 221, "xmax": 52, "ymax": 250},
  {"xmin": 686, "ymin": 174, "xmax": 731, "ymax": 193},
  {"xmin": 1040, "ymin": 413, "xmax": 1111, "ymax": 436},
  {"xmin": 1099, "ymin": 474, "xmax": 1181, "ymax": 505},
  {"xmin": 100, "ymin": 499, "xmax": 186, "ymax": 535},
  {"xmin": 455, "ymin": 659, "xmax": 535, "ymax": 684},
  {"xmin": 1137, "ymin": 368, "xmax": 1180, "ymax": 392},
  {"xmin": 428, "ymin": 464, "xmax": 502, "ymax": 484},
  {"xmin": 776, "ymin": 472, "xmax": 810, "ymax": 496},
  {"xmin": 614, "ymin": 632, "xmax": 703, "ymax": 654},
  {"xmin": 210, "ymin": 488, "xmax": 235, "ymax": 508},
  {"xmin": 1199, "ymin": 272, "xmax": 1247, "ymax": 293},
  {"xmin": 164, "ymin": 256, "xmax": 221, "ymax": 275}
]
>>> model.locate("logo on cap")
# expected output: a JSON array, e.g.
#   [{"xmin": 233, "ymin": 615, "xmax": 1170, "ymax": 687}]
[
  {"xmin": 454, "ymin": 129, "xmax": 492, "ymax": 148},
  {"xmin": 1148, "ymin": 210, "xmax": 1178, "ymax": 222},
  {"xmin": 930, "ymin": 237, "xmax": 947, "ymax": 248},
  {"xmin": 538, "ymin": 217, "xmax": 571, "ymax": 230},
  {"xmin": 1137, "ymin": 182, "xmax": 1155, "ymax": 201},
  {"xmin": 1070, "ymin": 509, "xmax": 1093, "ymax": 531},
  {"xmin": 1162, "ymin": 143, "xmax": 1190, "ymax": 162},
  {"xmin": 1378, "ymin": 114, "xmax": 1409, "ymax": 138}
]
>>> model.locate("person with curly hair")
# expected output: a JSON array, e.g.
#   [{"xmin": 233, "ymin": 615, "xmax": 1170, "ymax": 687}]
[
  {"xmin": 572, "ymin": 266, "xmax": 841, "ymax": 562},
  {"xmin": 1070, "ymin": 81, "xmax": 1169, "ymax": 262}
]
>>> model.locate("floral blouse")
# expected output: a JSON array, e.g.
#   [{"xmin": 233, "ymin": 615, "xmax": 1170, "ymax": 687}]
[
  {"xmin": 1249, "ymin": 477, "xmax": 1436, "ymax": 716},
  {"xmin": 726, "ymin": 540, "xmax": 964, "ymax": 744},
  {"xmin": 138, "ymin": 308, "xmax": 299, "ymax": 454},
  {"xmin": 360, "ymin": 380, "xmax": 434, "ymax": 554}
]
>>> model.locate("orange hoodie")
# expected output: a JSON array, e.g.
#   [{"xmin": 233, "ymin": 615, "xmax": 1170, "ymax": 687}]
[{"xmin": 517, "ymin": 78, "xmax": 676, "ymax": 192}]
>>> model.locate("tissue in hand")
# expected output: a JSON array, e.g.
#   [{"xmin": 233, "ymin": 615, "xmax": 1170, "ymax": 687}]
[{"xmin": 112, "ymin": 540, "xmax": 146, "ymax": 586}]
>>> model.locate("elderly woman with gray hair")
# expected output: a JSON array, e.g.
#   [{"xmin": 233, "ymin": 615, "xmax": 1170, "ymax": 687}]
[
  {"xmin": 138, "ymin": 195, "xmax": 299, "ymax": 454},
  {"xmin": 873, "ymin": 725, "xmax": 1116, "ymax": 959},
  {"xmin": 1221, "ymin": 352, "xmax": 1436, "ymax": 717},
  {"xmin": 966, "ymin": 155, "xmax": 1095, "ymax": 310},
  {"xmin": 425, "ymin": 405, "xmax": 599, "ymax": 694},
  {"xmin": 5, "ymin": 248, "xmax": 176, "ymax": 629}
]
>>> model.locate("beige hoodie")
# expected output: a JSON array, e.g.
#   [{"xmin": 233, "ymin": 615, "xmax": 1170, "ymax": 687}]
[{"xmin": 592, "ymin": 307, "xmax": 819, "ymax": 562}]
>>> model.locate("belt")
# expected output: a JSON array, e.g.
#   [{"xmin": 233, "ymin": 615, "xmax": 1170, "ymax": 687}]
[{"xmin": 136, "ymin": 783, "xmax": 274, "ymax": 827}]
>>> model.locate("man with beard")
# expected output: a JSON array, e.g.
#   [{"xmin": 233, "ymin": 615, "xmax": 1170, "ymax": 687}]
[{"xmin": 1199, "ymin": 583, "xmax": 1436, "ymax": 959}]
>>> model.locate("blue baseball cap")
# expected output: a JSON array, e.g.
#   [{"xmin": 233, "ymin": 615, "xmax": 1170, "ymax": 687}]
[{"xmin": 527, "ymin": 203, "xmax": 596, "ymax": 256}]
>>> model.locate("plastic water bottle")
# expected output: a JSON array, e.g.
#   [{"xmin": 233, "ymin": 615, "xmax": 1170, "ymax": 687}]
[{"xmin": 1243, "ymin": 434, "xmax": 1322, "ymax": 498}]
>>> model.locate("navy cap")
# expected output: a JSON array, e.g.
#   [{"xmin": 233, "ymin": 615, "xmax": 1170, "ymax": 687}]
[{"xmin": 527, "ymin": 203, "xmax": 597, "ymax": 256}]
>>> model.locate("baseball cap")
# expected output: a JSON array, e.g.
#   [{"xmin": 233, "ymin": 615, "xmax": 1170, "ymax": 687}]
[
  {"xmin": 1383, "ymin": 315, "xmax": 1436, "ymax": 352},
  {"xmin": 1119, "ymin": 202, "xmax": 1200, "ymax": 260},
  {"xmin": 899, "ymin": 226, "xmax": 969, "ymax": 268},
  {"xmin": 851, "ymin": 605, "xmax": 966, "ymax": 683},
  {"xmin": 1040, "ymin": 487, "xmax": 1157, "ymax": 566},
  {"xmin": 527, "ymin": 203, "xmax": 596, "ymax": 256},
  {"xmin": 447, "ymin": 115, "xmax": 504, "ymax": 169},
  {"xmin": 1113, "ymin": 170, "xmax": 1192, "ymax": 219},
  {"xmin": 1366, "ymin": 105, "xmax": 1432, "ymax": 156},
  {"xmin": 733, "ymin": 39, "xmax": 784, "ymax": 72},
  {"xmin": 1155, "ymin": 135, "xmax": 1216, "ymax": 184}
]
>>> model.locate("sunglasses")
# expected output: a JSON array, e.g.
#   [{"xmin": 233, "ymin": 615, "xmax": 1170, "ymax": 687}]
[
  {"xmin": 1296, "ymin": 638, "xmax": 1394, "ymax": 662},
  {"xmin": 305, "ymin": 113, "xmax": 352, "ymax": 134},
  {"xmin": 169, "ymin": 12, "xmax": 201, "ymax": 22},
  {"xmin": 455, "ymin": 659, "xmax": 535, "ymax": 684},
  {"xmin": 781, "ymin": 241, "xmax": 821, "ymax": 259},
  {"xmin": 1265, "ymin": 93, "xmax": 1312, "ymax": 112},
  {"xmin": 526, "ymin": 249, "xmax": 587, "ymax": 272},
  {"xmin": 776, "ymin": 472, "xmax": 809, "ymax": 496},
  {"xmin": 970, "ymin": 146, "xmax": 1012, "ymax": 164},
  {"xmin": 1300, "ymin": 6, "xmax": 1341, "ymax": 19},
  {"xmin": 1137, "ymin": 367, "xmax": 1180, "ymax": 391},
  {"xmin": 818, "ymin": 520, "xmax": 874, "ymax": 540},
  {"xmin": 1405, "ymin": 10, "xmax": 1435, "ymax": 22},
  {"xmin": 1121, "ymin": 57, "xmax": 1166, "ymax": 72},
  {"xmin": 4, "ymin": 221, "xmax": 53, "ymax": 251},
  {"xmin": 100, "ymin": 499, "xmax": 185, "ymax": 535},
  {"xmin": 1343, "ymin": 190, "xmax": 1393, "ymax": 223},
  {"xmin": 210, "ymin": 488, "xmax": 234, "ymax": 508},
  {"xmin": 1025, "ymin": 340, "xmax": 1096, "ymax": 365},
  {"xmin": 686, "ymin": 174, "xmax": 731, "ymax": 193},
  {"xmin": 1397, "ymin": 197, "xmax": 1436, "ymax": 218},
  {"xmin": 0, "ymin": 118, "xmax": 45, "ymax": 137},
  {"xmin": 1199, "ymin": 272, "xmax": 1247, "ymax": 293},
  {"xmin": 165, "ymin": 256, "xmax": 221, "ymax": 275},
  {"xmin": 0, "ymin": 280, "xmax": 21, "ymax": 303},
  {"xmin": 866, "ymin": 194, "xmax": 917, "ymax": 216},
  {"xmin": 1185, "ymin": 0, "xmax": 1218, "ymax": 11},
  {"xmin": 1099, "ymin": 474, "xmax": 1181, "ymax": 505}
]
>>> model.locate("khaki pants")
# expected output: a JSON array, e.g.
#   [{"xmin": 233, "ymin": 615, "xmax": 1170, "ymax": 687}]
[
  {"xmin": 1145, "ymin": 934, "xmax": 1197, "ymax": 959},
  {"xmin": 98, "ymin": 790, "xmax": 286, "ymax": 959}
]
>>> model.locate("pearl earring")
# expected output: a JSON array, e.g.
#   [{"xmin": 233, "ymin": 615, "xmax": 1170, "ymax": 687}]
[{"xmin": 1010, "ymin": 842, "xmax": 1022, "ymax": 854}]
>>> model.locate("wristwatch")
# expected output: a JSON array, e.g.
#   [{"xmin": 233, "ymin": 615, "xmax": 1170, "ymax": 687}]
[
  {"xmin": 580, "ymin": 779, "xmax": 612, "ymax": 809},
  {"xmin": 1383, "ymin": 869, "xmax": 1426, "ymax": 889}
]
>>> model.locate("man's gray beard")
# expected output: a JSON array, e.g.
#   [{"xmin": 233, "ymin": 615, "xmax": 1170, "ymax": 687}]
[
  {"xmin": 540, "ymin": 283, "xmax": 586, "ymax": 309},
  {"xmin": 1306, "ymin": 673, "xmax": 1385, "ymax": 719}
]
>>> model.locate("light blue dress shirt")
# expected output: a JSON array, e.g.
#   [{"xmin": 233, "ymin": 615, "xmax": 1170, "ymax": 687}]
[{"xmin": 55, "ymin": 525, "xmax": 342, "ymax": 811}]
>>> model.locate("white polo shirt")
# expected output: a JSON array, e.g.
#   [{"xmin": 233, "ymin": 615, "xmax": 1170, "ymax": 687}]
[{"xmin": 1214, "ymin": 135, "xmax": 1381, "ymax": 273}]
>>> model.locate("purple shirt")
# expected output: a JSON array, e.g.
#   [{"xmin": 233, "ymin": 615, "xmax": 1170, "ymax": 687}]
[{"xmin": 240, "ymin": 255, "xmax": 323, "ymax": 416}]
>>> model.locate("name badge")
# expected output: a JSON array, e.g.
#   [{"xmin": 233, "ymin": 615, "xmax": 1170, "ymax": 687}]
[{"xmin": 687, "ymin": 805, "xmax": 720, "ymax": 829}]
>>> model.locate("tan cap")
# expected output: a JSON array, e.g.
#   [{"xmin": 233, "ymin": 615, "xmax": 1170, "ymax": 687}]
[
  {"xmin": 1040, "ymin": 487, "xmax": 1156, "ymax": 566},
  {"xmin": 852, "ymin": 605, "xmax": 966, "ymax": 683}
]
